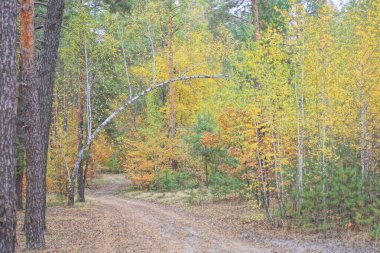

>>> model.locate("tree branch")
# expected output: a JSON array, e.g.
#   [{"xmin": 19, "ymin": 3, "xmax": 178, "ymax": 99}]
[{"xmin": 69, "ymin": 74, "xmax": 227, "ymax": 181}]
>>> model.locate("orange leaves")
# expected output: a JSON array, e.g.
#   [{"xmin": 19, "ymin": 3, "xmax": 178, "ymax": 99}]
[
  {"xmin": 92, "ymin": 133, "xmax": 116, "ymax": 168},
  {"xmin": 123, "ymin": 130, "xmax": 178, "ymax": 189},
  {"xmin": 201, "ymin": 132, "xmax": 221, "ymax": 148}
]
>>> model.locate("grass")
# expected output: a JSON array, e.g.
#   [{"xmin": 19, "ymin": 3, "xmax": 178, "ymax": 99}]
[{"xmin": 123, "ymin": 187, "xmax": 231, "ymax": 205}]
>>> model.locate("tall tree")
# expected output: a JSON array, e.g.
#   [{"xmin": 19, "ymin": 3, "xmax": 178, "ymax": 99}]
[
  {"xmin": 20, "ymin": 0, "xmax": 45, "ymax": 248},
  {"xmin": 167, "ymin": 0, "xmax": 178, "ymax": 170},
  {"xmin": 251, "ymin": 0, "xmax": 259, "ymax": 41},
  {"xmin": 0, "ymin": 0, "xmax": 18, "ymax": 252},
  {"xmin": 168, "ymin": 0, "xmax": 176, "ymax": 136},
  {"xmin": 76, "ymin": 0, "xmax": 86, "ymax": 203},
  {"xmin": 76, "ymin": 42, "xmax": 85, "ymax": 202},
  {"xmin": 37, "ymin": 0, "xmax": 65, "ymax": 225}
]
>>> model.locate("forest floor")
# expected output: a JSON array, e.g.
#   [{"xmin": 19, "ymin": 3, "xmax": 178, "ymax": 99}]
[{"xmin": 16, "ymin": 174, "xmax": 379, "ymax": 253}]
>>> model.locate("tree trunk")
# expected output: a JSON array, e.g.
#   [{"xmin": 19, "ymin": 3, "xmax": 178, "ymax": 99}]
[
  {"xmin": 294, "ymin": 26, "xmax": 306, "ymax": 202},
  {"xmin": 20, "ymin": 0, "xmax": 45, "ymax": 249},
  {"xmin": 251, "ymin": 0, "xmax": 259, "ymax": 42},
  {"xmin": 168, "ymin": 0, "xmax": 176, "ymax": 136},
  {"xmin": 0, "ymin": 0, "xmax": 18, "ymax": 251},
  {"xmin": 16, "ymin": 94, "xmax": 25, "ymax": 211},
  {"xmin": 15, "ymin": 136, "xmax": 24, "ymax": 211},
  {"xmin": 37, "ymin": 0, "xmax": 65, "ymax": 227},
  {"xmin": 15, "ymin": 171, "xmax": 24, "ymax": 211},
  {"xmin": 67, "ymin": 176, "xmax": 75, "ymax": 207},
  {"xmin": 119, "ymin": 28, "xmax": 137, "ymax": 130},
  {"xmin": 205, "ymin": 156, "xmax": 209, "ymax": 188},
  {"xmin": 83, "ymin": 41, "xmax": 92, "ymax": 194},
  {"xmin": 83, "ymin": 144, "xmax": 92, "ymax": 187},
  {"xmin": 77, "ymin": 52, "xmax": 85, "ymax": 202},
  {"xmin": 254, "ymin": 121, "xmax": 272, "ymax": 224},
  {"xmin": 168, "ymin": 0, "xmax": 178, "ymax": 171}
]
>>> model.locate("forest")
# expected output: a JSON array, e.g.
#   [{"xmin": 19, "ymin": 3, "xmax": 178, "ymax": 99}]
[{"xmin": 0, "ymin": 0, "xmax": 379, "ymax": 252}]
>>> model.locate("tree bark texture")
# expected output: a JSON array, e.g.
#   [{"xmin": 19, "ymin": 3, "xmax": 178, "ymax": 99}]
[
  {"xmin": 0, "ymin": 0, "xmax": 18, "ymax": 251},
  {"xmin": 37, "ymin": 0, "xmax": 65, "ymax": 225},
  {"xmin": 20, "ymin": 0, "xmax": 45, "ymax": 249},
  {"xmin": 16, "ymin": 89, "xmax": 26, "ymax": 211},
  {"xmin": 15, "ymin": 116, "xmax": 25, "ymax": 211}
]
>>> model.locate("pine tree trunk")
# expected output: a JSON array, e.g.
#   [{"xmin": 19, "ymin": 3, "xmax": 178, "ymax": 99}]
[
  {"xmin": 37, "ymin": 0, "xmax": 65, "ymax": 228},
  {"xmin": 251, "ymin": 0, "xmax": 260, "ymax": 42},
  {"xmin": 15, "ymin": 172, "xmax": 23, "ymax": 211},
  {"xmin": 16, "ymin": 95, "xmax": 25, "ymax": 211},
  {"xmin": 20, "ymin": 0, "xmax": 45, "ymax": 249},
  {"xmin": 0, "ymin": 0, "xmax": 18, "ymax": 251},
  {"xmin": 15, "ymin": 137, "xmax": 24, "ymax": 211}
]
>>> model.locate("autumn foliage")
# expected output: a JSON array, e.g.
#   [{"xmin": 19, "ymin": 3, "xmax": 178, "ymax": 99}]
[{"xmin": 45, "ymin": 0, "xmax": 380, "ymax": 238}]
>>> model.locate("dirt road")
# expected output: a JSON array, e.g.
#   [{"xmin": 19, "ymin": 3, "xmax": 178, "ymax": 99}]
[
  {"xmin": 90, "ymin": 195, "xmax": 267, "ymax": 253},
  {"xmin": 16, "ymin": 175, "xmax": 377, "ymax": 252},
  {"xmin": 85, "ymin": 174, "xmax": 266, "ymax": 252}
]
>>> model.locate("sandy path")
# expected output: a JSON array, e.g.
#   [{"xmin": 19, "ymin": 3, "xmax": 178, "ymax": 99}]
[
  {"xmin": 15, "ymin": 175, "xmax": 378, "ymax": 252},
  {"xmin": 84, "ymin": 174, "xmax": 268, "ymax": 252},
  {"xmin": 84, "ymin": 174, "xmax": 269, "ymax": 252},
  {"xmin": 84, "ymin": 174, "xmax": 378, "ymax": 253},
  {"xmin": 88, "ymin": 194, "xmax": 268, "ymax": 253}
]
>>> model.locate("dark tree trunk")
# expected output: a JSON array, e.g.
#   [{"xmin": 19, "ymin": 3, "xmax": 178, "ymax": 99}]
[
  {"xmin": 205, "ymin": 156, "xmax": 209, "ymax": 188},
  {"xmin": 15, "ymin": 172, "xmax": 24, "ymax": 211},
  {"xmin": 20, "ymin": 0, "xmax": 45, "ymax": 249},
  {"xmin": 37, "ymin": 0, "xmax": 65, "ymax": 226},
  {"xmin": 77, "ymin": 50, "xmax": 85, "ymax": 202},
  {"xmin": 0, "ymin": 0, "xmax": 18, "ymax": 251},
  {"xmin": 67, "ymin": 176, "xmax": 75, "ymax": 207},
  {"xmin": 15, "ymin": 137, "xmax": 24, "ymax": 211},
  {"xmin": 16, "ymin": 93, "xmax": 25, "ymax": 211},
  {"xmin": 77, "ymin": 162, "xmax": 85, "ymax": 202},
  {"xmin": 168, "ymin": 0, "xmax": 175, "ymax": 137}
]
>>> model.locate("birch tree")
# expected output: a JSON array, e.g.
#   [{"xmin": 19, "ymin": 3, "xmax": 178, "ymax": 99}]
[{"xmin": 67, "ymin": 75, "xmax": 225, "ymax": 206}]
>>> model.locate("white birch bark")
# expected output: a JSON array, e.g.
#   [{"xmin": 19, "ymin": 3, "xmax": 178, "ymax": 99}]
[{"xmin": 67, "ymin": 74, "xmax": 226, "ymax": 205}]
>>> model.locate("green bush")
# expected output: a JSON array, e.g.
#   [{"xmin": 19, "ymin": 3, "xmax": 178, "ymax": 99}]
[
  {"xmin": 154, "ymin": 169, "xmax": 196, "ymax": 191},
  {"xmin": 210, "ymin": 172, "xmax": 243, "ymax": 199}
]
